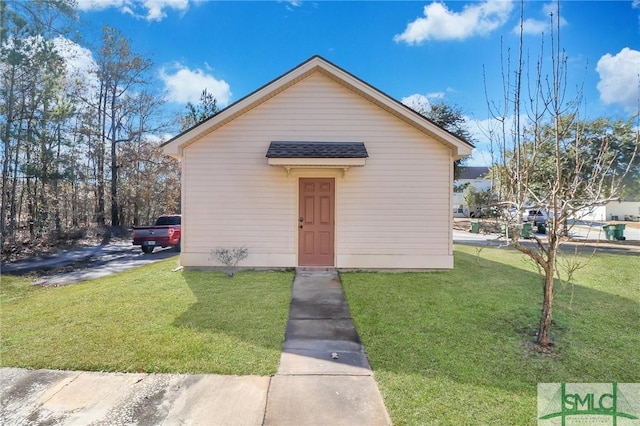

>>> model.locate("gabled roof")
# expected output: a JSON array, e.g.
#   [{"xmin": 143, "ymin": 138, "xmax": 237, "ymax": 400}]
[
  {"xmin": 162, "ymin": 55, "xmax": 474, "ymax": 160},
  {"xmin": 266, "ymin": 142, "xmax": 368, "ymax": 159}
]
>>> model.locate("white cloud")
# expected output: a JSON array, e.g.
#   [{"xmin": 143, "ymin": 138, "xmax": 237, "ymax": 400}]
[
  {"xmin": 394, "ymin": 0, "xmax": 514, "ymax": 44},
  {"xmin": 518, "ymin": 18, "xmax": 547, "ymax": 35},
  {"xmin": 427, "ymin": 91, "xmax": 446, "ymax": 100},
  {"xmin": 463, "ymin": 113, "xmax": 537, "ymax": 166},
  {"xmin": 145, "ymin": 133, "xmax": 175, "ymax": 144},
  {"xmin": 160, "ymin": 64, "xmax": 232, "ymax": 106},
  {"xmin": 76, "ymin": 0, "xmax": 191, "ymax": 22},
  {"xmin": 142, "ymin": 0, "xmax": 189, "ymax": 21},
  {"xmin": 52, "ymin": 37, "xmax": 100, "ymax": 100},
  {"xmin": 54, "ymin": 37, "xmax": 96, "ymax": 76},
  {"xmin": 76, "ymin": 0, "xmax": 126, "ymax": 11},
  {"xmin": 402, "ymin": 94, "xmax": 431, "ymax": 112},
  {"xmin": 466, "ymin": 148, "xmax": 494, "ymax": 167},
  {"xmin": 596, "ymin": 47, "xmax": 640, "ymax": 113},
  {"xmin": 0, "ymin": 36, "xmax": 97, "ymax": 96},
  {"xmin": 513, "ymin": 2, "xmax": 568, "ymax": 36},
  {"xmin": 401, "ymin": 92, "xmax": 445, "ymax": 112}
]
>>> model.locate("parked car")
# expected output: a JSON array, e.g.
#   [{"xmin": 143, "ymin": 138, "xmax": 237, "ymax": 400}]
[
  {"xmin": 523, "ymin": 209, "xmax": 548, "ymax": 225},
  {"xmin": 132, "ymin": 214, "xmax": 181, "ymax": 254}
]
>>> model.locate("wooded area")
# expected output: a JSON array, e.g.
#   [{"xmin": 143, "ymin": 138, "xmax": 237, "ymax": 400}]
[{"xmin": 1, "ymin": 1, "xmax": 181, "ymax": 257}]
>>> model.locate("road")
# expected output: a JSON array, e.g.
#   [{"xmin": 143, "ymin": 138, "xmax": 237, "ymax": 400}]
[
  {"xmin": 453, "ymin": 222, "xmax": 640, "ymax": 255},
  {"xmin": 2, "ymin": 241, "xmax": 179, "ymax": 286}
]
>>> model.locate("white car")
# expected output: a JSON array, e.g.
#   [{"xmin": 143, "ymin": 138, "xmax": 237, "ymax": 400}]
[{"xmin": 523, "ymin": 209, "xmax": 548, "ymax": 225}]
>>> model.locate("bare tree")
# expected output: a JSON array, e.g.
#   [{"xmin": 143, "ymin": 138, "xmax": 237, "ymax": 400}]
[
  {"xmin": 118, "ymin": 90, "xmax": 178, "ymax": 227},
  {"xmin": 0, "ymin": 0, "xmax": 75, "ymax": 240},
  {"xmin": 486, "ymin": 1, "xmax": 639, "ymax": 348},
  {"xmin": 93, "ymin": 26, "xmax": 152, "ymax": 229}
]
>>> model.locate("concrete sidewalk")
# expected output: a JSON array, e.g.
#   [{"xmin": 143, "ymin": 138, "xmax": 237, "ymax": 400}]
[
  {"xmin": 0, "ymin": 270, "xmax": 391, "ymax": 425},
  {"xmin": 0, "ymin": 369, "xmax": 270, "ymax": 425}
]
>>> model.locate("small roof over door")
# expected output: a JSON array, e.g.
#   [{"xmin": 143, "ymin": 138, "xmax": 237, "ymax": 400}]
[
  {"xmin": 266, "ymin": 141, "xmax": 368, "ymax": 176},
  {"xmin": 266, "ymin": 141, "xmax": 368, "ymax": 158}
]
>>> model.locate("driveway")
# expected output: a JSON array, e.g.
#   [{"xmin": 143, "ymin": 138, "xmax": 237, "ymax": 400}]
[{"xmin": 2, "ymin": 242, "xmax": 178, "ymax": 286}]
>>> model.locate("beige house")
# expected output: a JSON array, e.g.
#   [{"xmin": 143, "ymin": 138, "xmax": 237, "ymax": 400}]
[{"xmin": 162, "ymin": 56, "xmax": 473, "ymax": 270}]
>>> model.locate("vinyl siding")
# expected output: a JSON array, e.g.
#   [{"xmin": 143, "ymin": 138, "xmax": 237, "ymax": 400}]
[{"xmin": 181, "ymin": 72, "xmax": 453, "ymax": 269}]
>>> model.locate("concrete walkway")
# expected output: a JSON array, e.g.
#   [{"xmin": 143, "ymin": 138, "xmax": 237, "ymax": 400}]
[
  {"xmin": 265, "ymin": 270, "xmax": 390, "ymax": 425},
  {"xmin": 0, "ymin": 271, "xmax": 391, "ymax": 425}
]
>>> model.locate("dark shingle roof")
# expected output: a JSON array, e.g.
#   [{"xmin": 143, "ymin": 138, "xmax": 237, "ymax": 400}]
[
  {"xmin": 266, "ymin": 141, "xmax": 368, "ymax": 158},
  {"xmin": 457, "ymin": 166, "xmax": 490, "ymax": 180}
]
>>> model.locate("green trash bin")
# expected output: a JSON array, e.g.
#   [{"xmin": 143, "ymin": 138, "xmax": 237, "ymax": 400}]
[
  {"xmin": 470, "ymin": 221, "xmax": 481, "ymax": 234},
  {"xmin": 521, "ymin": 223, "xmax": 532, "ymax": 239},
  {"xmin": 537, "ymin": 221, "xmax": 547, "ymax": 234},
  {"xmin": 603, "ymin": 225, "xmax": 615, "ymax": 241},
  {"xmin": 613, "ymin": 224, "xmax": 626, "ymax": 241}
]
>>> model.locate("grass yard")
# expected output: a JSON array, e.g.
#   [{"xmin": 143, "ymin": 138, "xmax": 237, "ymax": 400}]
[
  {"xmin": 341, "ymin": 245, "xmax": 640, "ymax": 425},
  {"xmin": 1, "ymin": 259, "xmax": 294, "ymax": 375},
  {"xmin": 2, "ymin": 247, "xmax": 638, "ymax": 424}
]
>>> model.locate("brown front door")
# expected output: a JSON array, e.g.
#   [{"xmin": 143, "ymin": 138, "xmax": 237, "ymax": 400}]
[{"xmin": 298, "ymin": 178, "xmax": 335, "ymax": 266}]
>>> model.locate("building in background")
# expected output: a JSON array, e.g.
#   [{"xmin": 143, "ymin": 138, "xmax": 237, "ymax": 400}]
[{"xmin": 453, "ymin": 166, "xmax": 491, "ymax": 218}]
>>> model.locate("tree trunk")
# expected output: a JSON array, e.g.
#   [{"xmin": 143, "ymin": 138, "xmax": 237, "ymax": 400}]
[
  {"xmin": 109, "ymin": 88, "xmax": 119, "ymax": 228},
  {"xmin": 110, "ymin": 140, "xmax": 119, "ymax": 227},
  {"xmin": 95, "ymin": 141, "xmax": 105, "ymax": 226},
  {"xmin": 96, "ymin": 83, "xmax": 107, "ymax": 227},
  {"xmin": 537, "ymin": 268, "xmax": 555, "ymax": 347},
  {"xmin": 38, "ymin": 134, "xmax": 49, "ymax": 237},
  {"xmin": 9, "ymin": 131, "xmax": 21, "ymax": 239},
  {"xmin": 54, "ymin": 125, "xmax": 62, "ymax": 234},
  {"xmin": 537, "ymin": 228, "xmax": 557, "ymax": 348}
]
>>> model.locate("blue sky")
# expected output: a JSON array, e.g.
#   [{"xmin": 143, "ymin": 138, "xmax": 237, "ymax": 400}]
[{"xmin": 71, "ymin": 0, "xmax": 640, "ymax": 165}]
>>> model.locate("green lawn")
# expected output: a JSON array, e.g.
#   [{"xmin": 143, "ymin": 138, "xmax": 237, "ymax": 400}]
[
  {"xmin": 2, "ymin": 247, "xmax": 638, "ymax": 425},
  {"xmin": 1, "ymin": 259, "xmax": 294, "ymax": 375},
  {"xmin": 341, "ymin": 244, "xmax": 640, "ymax": 425}
]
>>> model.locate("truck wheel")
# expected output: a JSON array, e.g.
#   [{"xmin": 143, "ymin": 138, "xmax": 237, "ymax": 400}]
[
  {"xmin": 174, "ymin": 240, "xmax": 181, "ymax": 252},
  {"xmin": 142, "ymin": 245, "xmax": 154, "ymax": 254}
]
